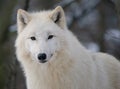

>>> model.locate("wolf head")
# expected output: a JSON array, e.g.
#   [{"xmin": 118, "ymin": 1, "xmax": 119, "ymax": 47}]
[{"xmin": 16, "ymin": 6, "xmax": 68, "ymax": 63}]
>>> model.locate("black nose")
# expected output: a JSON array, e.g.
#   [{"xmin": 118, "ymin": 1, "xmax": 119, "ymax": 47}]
[{"xmin": 38, "ymin": 53, "xmax": 47, "ymax": 61}]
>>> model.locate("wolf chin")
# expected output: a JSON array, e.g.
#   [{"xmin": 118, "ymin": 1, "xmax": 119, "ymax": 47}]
[{"xmin": 15, "ymin": 6, "xmax": 120, "ymax": 89}]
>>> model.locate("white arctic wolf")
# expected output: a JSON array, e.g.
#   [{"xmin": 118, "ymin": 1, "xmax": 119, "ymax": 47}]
[{"xmin": 15, "ymin": 6, "xmax": 120, "ymax": 89}]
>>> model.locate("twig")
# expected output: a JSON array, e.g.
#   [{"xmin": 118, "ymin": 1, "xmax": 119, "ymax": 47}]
[
  {"xmin": 55, "ymin": 0, "xmax": 75, "ymax": 9},
  {"xmin": 24, "ymin": 0, "xmax": 30, "ymax": 11},
  {"xmin": 69, "ymin": 0, "xmax": 102, "ymax": 28}
]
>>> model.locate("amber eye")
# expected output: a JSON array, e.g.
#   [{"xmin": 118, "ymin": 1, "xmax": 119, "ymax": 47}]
[
  {"xmin": 48, "ymin": 35, "xmax": 54, "ymax": 40},
  {"xmin": 30, "ymin": 36, "xmax": 36, "ymax": 40}
]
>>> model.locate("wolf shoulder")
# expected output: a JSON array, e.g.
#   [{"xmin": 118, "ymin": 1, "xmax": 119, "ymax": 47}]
[
  {"xmin": 91, "ymin": 52, "xmax": 120, "ymax": 73},
  {"xmin": 91, "ymin": 52, "xmax": 119, "ymax": 63}
]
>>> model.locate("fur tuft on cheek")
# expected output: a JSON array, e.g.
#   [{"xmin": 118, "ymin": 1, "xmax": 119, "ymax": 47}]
[{"xmin": 15, "ymin": 36, "xmax": 32, "ymax": 62}]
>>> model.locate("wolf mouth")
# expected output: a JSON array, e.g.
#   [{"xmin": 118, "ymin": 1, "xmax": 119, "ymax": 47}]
[{"xmin": 39, "ymin": 60, "xmax": 47, "ymax": 63}]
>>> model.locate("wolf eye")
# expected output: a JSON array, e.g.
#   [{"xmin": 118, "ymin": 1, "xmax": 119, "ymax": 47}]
[
  {"xmin": 30, "ymin": 36, "xmax": 36, "ymax": 40},
  {"xmin": 48, "ymin": 35, "xmax": 54, "ymax": 40}
]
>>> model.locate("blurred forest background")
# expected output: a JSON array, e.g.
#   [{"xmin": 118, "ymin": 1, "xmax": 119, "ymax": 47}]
[{"xmin": 0, "ymin": 0, "xmax": 120, "ymax": 89}]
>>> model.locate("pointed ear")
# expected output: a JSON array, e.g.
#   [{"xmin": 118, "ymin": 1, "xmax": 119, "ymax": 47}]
[
  {"xmin": 50, "ymin": 6, "xmax": 67, "ymax": 29},
  {"xmin": 17, "ymin": 9, "xmax": 31, "ymax": 33}
]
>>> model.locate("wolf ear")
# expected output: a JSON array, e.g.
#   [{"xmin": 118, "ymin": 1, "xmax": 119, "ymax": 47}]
[
  {"xmin": 17, "ymin": 9, "xmax": 31, "ymax": 33},
  {"xmin": 50, "ymin": 6, "xmax": 67, "ymax": 29}
]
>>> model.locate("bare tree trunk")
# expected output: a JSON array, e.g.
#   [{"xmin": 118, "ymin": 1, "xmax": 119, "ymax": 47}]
[
  {"xmin": 113, "ymin": 0, "xmax": 120, "ymax": 27},
  {"xmin": 0, "ymin": 0, "xmax": 17, "ymax": 89}
]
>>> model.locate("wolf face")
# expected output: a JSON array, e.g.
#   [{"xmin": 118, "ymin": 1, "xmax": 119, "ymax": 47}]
[
  {"xmin": 23, "ymin": 22, "xmax": 64, "ymax": 63},
  {"xmin": 16, "ymin": 6, "xmax": 67, "ymax": 63}
]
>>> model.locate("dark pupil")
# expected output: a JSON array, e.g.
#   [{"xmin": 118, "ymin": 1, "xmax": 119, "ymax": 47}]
[
  {"xmin": 48, "ymin": 35, "xmax": 53, "ymax": 39},
  {"xmin": 30, "ymin": 37, "xmax": 36, "ymax": 40}
]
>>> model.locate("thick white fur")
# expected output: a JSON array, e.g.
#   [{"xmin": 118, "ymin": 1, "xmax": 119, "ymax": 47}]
[{"xmin": 15, "ymin": 6, "xmax": 120, "ymax": 89}]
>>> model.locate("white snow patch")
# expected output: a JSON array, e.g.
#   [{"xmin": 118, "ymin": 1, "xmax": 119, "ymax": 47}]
[
  {"xmin": 9, "ymin": 24, "xmax": 17, "ymax": 32},
  {"xmin": 105, "ymin": 29, "xmax": 120, "ymax": 41},
  {"xmin": 86, "ymin": 42, "xmax": 100, "ymax": 52}
]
